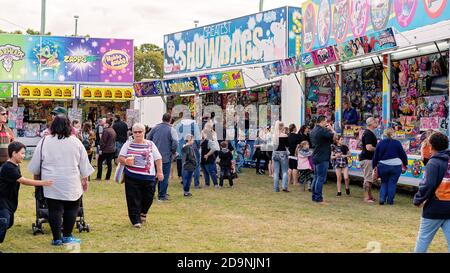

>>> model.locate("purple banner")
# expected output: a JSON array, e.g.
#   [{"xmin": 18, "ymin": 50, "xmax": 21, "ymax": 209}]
[{"xmin": 133, "ymin": 81, "xmax": 164, "ymax": 97}]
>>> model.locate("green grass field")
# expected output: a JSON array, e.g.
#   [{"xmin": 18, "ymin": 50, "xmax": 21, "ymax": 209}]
[{"xmin": 0, "ymin": 161, "xmax": 448, "ymax": 253}]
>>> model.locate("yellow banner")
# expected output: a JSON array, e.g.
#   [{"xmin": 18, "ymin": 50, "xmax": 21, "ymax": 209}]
[
  {"xmin": 19, "ymin": 85, "xmax": 75, "ymax": 99},
  {"xmin": 81, "ymin": 86, "xmax": 134, "ymax": 100}
]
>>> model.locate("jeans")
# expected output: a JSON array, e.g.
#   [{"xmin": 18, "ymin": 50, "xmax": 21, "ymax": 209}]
[
  {"xmin": 415, "ymin": 218, "xmax": 450, "ymax": 253},
  {"xmin": 378, "ymin": 163, "xmax": 402, "ymax": 205},
  {"xmin": 201, "ymin": 163, "xmax": 218, "ymax": 186},
  {"xmin": 0, "ymin": 208, "xmax": 14, "ymax": 243},
  {"xmin": 97, "ymin": 152, "xmax": 115, "ymax": 180},
  {"xmin": 220, "ymin": 166, "xmax": 234, "ymax": 187},
  {"xmin": 182, "ymin": 169, "xmax": 194, "ymax": 193},
  {"xmin": 115, "ymin": 141, "xmax": 125, "ymax": 158},
  {"xmin": 125, "ymin": 176, "xmax": 156, "ymax": 225},
  {"xmin": 158, "ymin": 162, "xmax": 172, "ymax": 199},
  {"xmin": 236, "ymin": 154, "xmax": 245, "ymax": 173},
  {"xmin": 46, "ymin": 198, "xmax": 81, "ymax": 241},
  {"xmin": 272, "ymin": 151, "xmax": 289, "ymax": 191},
  {"xmin": 312, "ymin": 161, "xmax": 329, "ymax": 202}
]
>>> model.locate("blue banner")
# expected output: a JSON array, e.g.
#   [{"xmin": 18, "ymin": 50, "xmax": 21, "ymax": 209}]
[
  {"xmin": 164, "ymin": 7, "xmax": 288, "ymax": 75},
  {"xmin": 163, "ymin": 77, "xmax": 200, "ymax": 94},
  {"xmin": 288, "ymin": 7, "xmax": 302, "ymax": 58},
  {"xmin": 302, "ymin": 0, "xmax": 450, "ymax": 53}
]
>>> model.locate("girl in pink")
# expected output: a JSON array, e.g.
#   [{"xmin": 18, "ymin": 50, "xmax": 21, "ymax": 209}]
[{"xmin": 296, "ymin": 141, "xmax": 313, "ymax": 192}]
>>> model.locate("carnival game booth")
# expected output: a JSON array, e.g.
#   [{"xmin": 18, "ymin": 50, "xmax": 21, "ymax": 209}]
[
  {"xmin": 78, "ymin": 85, "xmax": 135, "ymax": 126},
  {"xmin": 297, "ymin": 0, "xmax": 450, "ymax": 186}
]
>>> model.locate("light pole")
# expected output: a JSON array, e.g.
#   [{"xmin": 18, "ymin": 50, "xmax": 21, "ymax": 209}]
[
  {"xmin": 194, "ymin": 20, "xmax": 199, "ymax": 28},
  {"xmin": 259, "ymin": 0, "xmax": 264, "ymax": 12},
  {"xmin": 74, "ymin": 15, "xmax": 79, "ymax": 36},
  {"xmin": 40, "ymin": 0, "xmax": 46, "ymax": 34}
]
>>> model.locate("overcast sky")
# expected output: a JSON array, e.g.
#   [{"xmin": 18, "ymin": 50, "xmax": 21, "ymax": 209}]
[{"xmin": 0, "ymin": 0, "xmax": 305, "ymax": 47}]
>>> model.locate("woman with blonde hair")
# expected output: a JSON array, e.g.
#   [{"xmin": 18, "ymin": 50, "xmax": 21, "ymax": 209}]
[
  {"xmin": 372, "ymin": 128, "xmax": 408, "ymax": 205},
  {"xmin": 272, "ymin": 121, "xmax": 290, "ymax": 192}
]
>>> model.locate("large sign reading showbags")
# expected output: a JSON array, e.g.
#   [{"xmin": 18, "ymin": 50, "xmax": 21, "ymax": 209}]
[
  {"xmin": 302, "ymin": 0, "xmax": 450, "ymax": 53},
  {"xmin": 0, "ymin": 34, "xmax": 134, "ymax": 83},
  {"xmin": 163, "ymin": 7, "xmax": 288, "ymax": 75}
]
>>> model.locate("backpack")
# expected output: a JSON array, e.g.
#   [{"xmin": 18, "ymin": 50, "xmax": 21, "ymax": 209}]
[
  {"xmin": 436, "ymin": 159, "xmax": 450, "ymax": 201},
  {"xmin": 82, "ymin": 133, "xmax": 90, "ymax": 151}
]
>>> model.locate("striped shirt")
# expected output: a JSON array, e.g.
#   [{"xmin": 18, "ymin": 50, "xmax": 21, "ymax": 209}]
[{"xmin": 119, "ymin": 140, "xmax": 162, "ymax": 177}]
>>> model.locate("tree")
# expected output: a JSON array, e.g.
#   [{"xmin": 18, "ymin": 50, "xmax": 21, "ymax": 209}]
[
  {"xmin": 134, "ymin": 43, "xmax": 164, "ymax": 81},
  {"xmin": 0, "ymin": 29, "xmax": 51, "ymax": 35}
]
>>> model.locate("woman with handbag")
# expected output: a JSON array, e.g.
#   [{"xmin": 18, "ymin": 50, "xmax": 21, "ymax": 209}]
[
  {"xmin": 372, "ymin": 128, "xmax": 408, "ymax": 205},
  {"xmin": 118, "ymin": 123, "xmax": 163, "ymax": 228},
  {"xmin": 28, "ymin": 115, "xmax": 94, "ymax": 246}
]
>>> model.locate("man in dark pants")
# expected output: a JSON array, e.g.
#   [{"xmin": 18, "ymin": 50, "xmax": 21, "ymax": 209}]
[
  {"xmin": 147, "ymin": 113, "xmax": 178, "ymax": 201},
  {"xmin": 112, "ymin": 114, "xmax": 129, "ymax": 165},
  {"xmin": 96, "ymin": 119, "xmax": 116, "ymax": 181},
  {"xmin": 310, "ymin": 115, "xmax": 335, "ymax": 204}
]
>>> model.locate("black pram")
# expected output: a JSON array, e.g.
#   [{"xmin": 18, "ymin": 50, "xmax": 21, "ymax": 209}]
[{"xmin": 32, "ymin": 186, "xmax": 90, "ymax": 235}]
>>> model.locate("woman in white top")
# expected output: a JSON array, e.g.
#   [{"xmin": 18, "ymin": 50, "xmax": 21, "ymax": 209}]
[{"xmin": 29, "ymin": 114, "xmax": 94, "ymax": 246}]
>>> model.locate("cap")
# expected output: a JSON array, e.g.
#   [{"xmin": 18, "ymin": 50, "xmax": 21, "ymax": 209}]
[{"xmin": 51, "ymin": 106, "xmax": 68, "ymax": 115}]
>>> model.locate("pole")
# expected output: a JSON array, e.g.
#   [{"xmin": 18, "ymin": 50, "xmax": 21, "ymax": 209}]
[
  {"xmin": 259, "ymin": 0, "xmax": 264, "ymax": 12},
  {"xmin": 40, "ymin": 0, "xmax": 46, "ymax": 35},
  {"xmin": 74, "ymin": 16, "xmax": 79, "ymax": 36}
]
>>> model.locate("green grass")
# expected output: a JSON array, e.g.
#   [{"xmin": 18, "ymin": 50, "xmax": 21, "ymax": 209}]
[{"xmin": 1, "ymin": 161, "xmax": 448, "ymax": 253}]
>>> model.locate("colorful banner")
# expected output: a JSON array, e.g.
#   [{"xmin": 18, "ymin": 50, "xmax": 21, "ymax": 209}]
[
  {"xmin": 18, "ymin": 85, "xmax": 75, "ymax": 99},
  {"xmin": 133, "ymin": 81, "xmax": 164, "ymax": 97},
  {"xmin": 334, "ymin": 28, "xmax": 397, "ymax": 61},
  {"xmin": 80, "ymin": 86, "xmax": 134, "ymax": 100},
  {"xmin": 164, "ymin": 7, "xmax": 287, "ymax": 75},
  {"xmin": 302, "ymin": 0, "xmax": 450, "ymax": 53},
  {"xmin": 311, "ymin": 46, "xmax": 337, "ymax": 65},
  {"xmin": 0, "ymin": 83, "xmax": 12, "ymax": 98},
  {"xmin": 163, "ymin": 77, "xmax": 200, "ymax": 94},
  {"xmin": 0, "ymin": 34, "xmax": 133, "ymax": 83},
  {"xmin": 300, "ymin": 52, "xmax": 315, "ymax": 69},
  {"xmin": 262, "ymin": 57, "xmax": 301, "ymax": 79},
  {"xmin": 199, "ymin": 70, "xmax": 245, "ymax": 92},
  {"xmin": 288, "ymin": 7, "xmax": 303, "ymax": 58}
]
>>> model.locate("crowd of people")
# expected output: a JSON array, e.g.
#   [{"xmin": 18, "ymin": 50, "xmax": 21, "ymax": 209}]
[{"xmin": 0, "ymin": 106, "xmax": 449, "ymax": 252}]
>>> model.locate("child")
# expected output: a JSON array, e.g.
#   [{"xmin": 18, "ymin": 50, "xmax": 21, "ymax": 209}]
[
  {"xmin": 331, "ymin": 135, "xmax": 351, "ymax": 196},
  {"xmin": 181, "ymin": 135, "xmax": 197, "ymax": 197},
  {"xmin": 218, "ymin": 141, "xmax": 234, "ymax": 188},
  {"xmin": 0, "ymin": 142, "xmax": 53, "ymax": 245},
  {"xmin": 296, "ymin": 141, "xmax": 313, "ymax": 192}
]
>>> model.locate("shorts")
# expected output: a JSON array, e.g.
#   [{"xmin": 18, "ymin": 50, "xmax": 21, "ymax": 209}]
[
  {"xmin": 289, "ymin": 158, "xmax": 298, "ymax": 170},
  {"xmin": 360, "ymin": 160, "xmax": 373, "ymax": 183},
  {"xmin": 267, "ymin": 151, "xmax": 273, "ymax": 160}
]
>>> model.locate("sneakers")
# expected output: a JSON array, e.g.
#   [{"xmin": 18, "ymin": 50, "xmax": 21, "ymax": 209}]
[
  {"xmin": 140, "ymin": 214, "xmax": 147, "ymax": 223},
  {"xmin": 184, "ymin": 192, "xmax": 192, "ymax": 197},
  {"xmin": 214, "ymin": 185, "xmax": 219, "ymax": 189},
  {"xmin": 346, "ymin": 188, "xmax": 351, "ymax": 195},
  {"xmin": 282, "ymin": 189, "xmax": 290, "ymax": 193},
  {"xmin": 133, "ymin": 223, "xmax": 142, "ymax": 228},
  {"xmin": 336, "ymin": 192, "xmax": 342, "ymax": 197},
  {"xmin": 51, "ymin": 239, "xmax": 63, "ymax": 246},
  {"xmin": 62, "ymin": 236, "xmax": 81, "ymax": 244},
  {"xmin": 158, "ymin": 197, "xmax": 169, "ymax": 202}
]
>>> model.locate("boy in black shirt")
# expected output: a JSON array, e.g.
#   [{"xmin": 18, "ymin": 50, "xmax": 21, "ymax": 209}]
[
  {"xmin": 218, "ymin": 141, "xmax": 234, "ymax": 188},
  {"xmin": 0, "ymin": 142, "xmax": 52, "ymax": 245}
]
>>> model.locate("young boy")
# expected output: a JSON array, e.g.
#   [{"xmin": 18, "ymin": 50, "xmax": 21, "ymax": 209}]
[
  {"xmin": 181, "ymin": 135, "xmax": 197, "ymax": 197},
  {"xmin": 0, "ymin": 142, "xmax": 52, "ymax": 245},
  {"xmin": 218, "ymin": 141, "xmax": 234, "ymax": 188}
]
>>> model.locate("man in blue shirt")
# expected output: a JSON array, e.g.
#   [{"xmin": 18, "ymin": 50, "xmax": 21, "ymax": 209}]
[{"xmin": 343, "ymin": 101, "xmax": 358, "ymax": 125}]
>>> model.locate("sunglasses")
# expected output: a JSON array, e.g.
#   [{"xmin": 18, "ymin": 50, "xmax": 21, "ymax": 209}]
[{"xmin": 133, "ymin": 131, "xmax": 143, "ymax": 134}]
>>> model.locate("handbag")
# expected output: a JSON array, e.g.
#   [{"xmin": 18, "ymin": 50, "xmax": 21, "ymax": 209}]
[
  {"xmin": 114, "ymin": 163, "xmax": 125, "ymax": 184},
  {"xmin": 35, "ymin": 136, "xmax": 46, "ymax": 180}
]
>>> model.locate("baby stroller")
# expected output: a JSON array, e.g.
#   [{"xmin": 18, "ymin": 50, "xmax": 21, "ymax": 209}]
[{"xmin": 31, "ymin": 186, "xmax": 90, "ymax": 235}]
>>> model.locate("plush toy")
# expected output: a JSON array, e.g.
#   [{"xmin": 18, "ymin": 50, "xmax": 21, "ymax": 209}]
[{"xmin": 399, "ymin": 60, "xmax": 409, "ymax": 88}]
